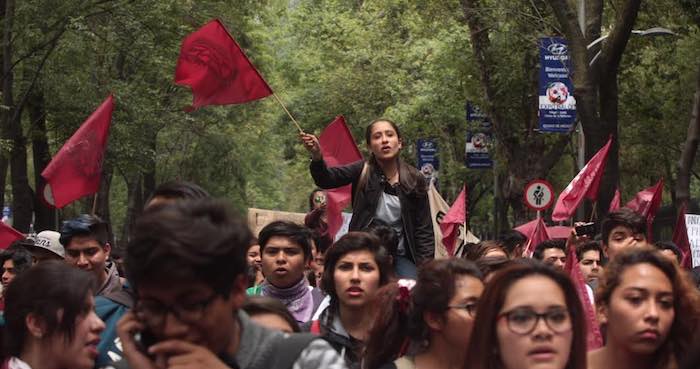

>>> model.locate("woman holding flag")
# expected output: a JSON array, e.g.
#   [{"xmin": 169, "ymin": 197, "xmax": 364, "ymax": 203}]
[{"xmin": 301, "ymin": 119, "xmax": 434, "ymax": 278}]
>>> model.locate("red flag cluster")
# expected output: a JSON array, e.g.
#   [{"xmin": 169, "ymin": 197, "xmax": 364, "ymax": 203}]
[
  {"xmin": 318, "ymin": 116, "xmax": 363, "ymax": 239},
  {"xmin": 625, "ymin": 179, "xmax": 664, "ymax": 240},
  {"xmin": 440, "ymin": 186, "xmax": 468, "ymax": 256},
  {"xmin": 552, "ymin": 137, "xmax": 612, "ymax": 221},
  {"xmin": 672, "ymin": 204, "xmax": 693, "ymax": 268}
]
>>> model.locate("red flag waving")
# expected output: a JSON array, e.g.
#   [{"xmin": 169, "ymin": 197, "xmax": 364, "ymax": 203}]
[
  {"xmin": 440, "ymin": 186, "xmax": 467, "ymax": 256},
  {"xmin": 524, "ymin": 217, "xmax": 549, "ymax": 257},
  {"xmin": 564, "ymin": 240, "xmax": 603, "ymax": 350},
  {"xmin": 0, "ymin": 221, "xmax": 24, "ymax": 249},
  {"xmin": 552, "ymin": 137, "xmax": 612, "ymax": 221},
  {"xmin": 318, "ymin": 116, "xmax": 362, "ymax": 239},
  {"xmin": 174, "ymin": 19, "xmax": 272, "ymax": 110},
  {"xmin": 41, "ymin": 95, "xmax": 114, "ymax": 208},
  {"xmin": 626, "ymin": 178, "xmax": 663, "ymax": 240},
  {"xmin": 672, "ymin": 204, "xmax": 693, "ymax": 268},
  {"xmin": 609, "ymin": 188, "xmax": 621, "ymax": 212}
]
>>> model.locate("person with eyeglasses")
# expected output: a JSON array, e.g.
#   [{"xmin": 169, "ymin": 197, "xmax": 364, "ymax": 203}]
[
  {"xmin": 588, "ymin": 248, "xmax": 700, "ymax": 369},
  {"xmin": 303, "ymin": 232, "xmax": 392, "ymax": 369},
  {"xmin": 114, "ymin": 199, "xmax": 346, "ymax": 369},
  {"xmin": 465, "ymin": 259, "xmax": 587, "ymax": 369},
  {"xmin": 363, "ymin": 258, "xmax": 484, "ymax": 369}
]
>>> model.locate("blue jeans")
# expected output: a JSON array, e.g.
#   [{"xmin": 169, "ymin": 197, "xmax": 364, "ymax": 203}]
[{"xmin": 394, "ymin": 255, "xmax": 418, "ymax": 279}]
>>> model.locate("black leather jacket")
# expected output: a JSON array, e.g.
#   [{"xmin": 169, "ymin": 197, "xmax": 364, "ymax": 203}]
[{"xmin": 309, "ymin": 158, "xmax": 434, "ymax": 264}]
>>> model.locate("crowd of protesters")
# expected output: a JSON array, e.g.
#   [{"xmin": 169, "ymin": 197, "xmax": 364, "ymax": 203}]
[{"xmin": 0, "ymin": 119, "xmax": 698, "ymax": 369}]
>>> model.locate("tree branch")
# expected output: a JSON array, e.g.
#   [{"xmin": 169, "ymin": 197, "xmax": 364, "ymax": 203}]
[{"xmin": 599, "ymin": 0, "xmax": 642, "ymax": 76}]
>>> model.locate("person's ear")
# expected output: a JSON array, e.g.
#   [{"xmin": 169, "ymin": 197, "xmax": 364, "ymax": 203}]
[
  {"xmin": 103, "ymin": 242, "xmax": 112, "ymax": 259},
  {"xmin": 26, "ymin": 313, "xmax": 46, "ymax": 339},
  {"xmin": 597, "ymin": 303, "xmax": 609, "ymax": 325},
  {"xmin": 423, "ymin": 310, "xmax": 445, "ymax": 332},
  {"xmin": 229, "ymin": 275, "xmax": 248, "ymax": 309}
]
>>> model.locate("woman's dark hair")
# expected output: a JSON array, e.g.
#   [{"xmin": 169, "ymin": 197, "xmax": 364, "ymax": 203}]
[
  {"xmin": 3, "ymin": 260, "xmax": 96, "ymax": 356},
  {"xmin": 461, "ymin": 240, "xmax": 507, "ymax": 261},
  {"xmin": 364, "ymin": 258, "xmax": 483, "ymax": 369},
  {"xmin": 147, "ymin": 181, "xmax": 210, "ymax": 203},
  {"xmin": 465, "ymin": 259, "xmax": 587, "ymax": 369},
  {"xmin": 653, "ymin": 240, "xmax": 683, "ymax": 264},
  {"xmin": 497, "ymin": 230, "xmax": 527, "ymax": 256},
  {"xmin": 321, "ymin": 232, "xmax": 392, "ymax": 300},
  {"xmin": 366, "ymin": 219, "xmax": 399, "ymax": 257},
  {"xmin": 356, "ymin": 119, "xmax": 426, "ymax": 197},
  {"xmin": 475, "ymin": 256, "xmax": 511, "ymax": 281},
  {"xmin": 597, "ymin": 247, "xmax": 700, "ymax": 368},
  {"xmin": 0, "ymin": 244, "xmax": 33, "ymax": 276},
  {"xmin": 242, "ymin": 296, "xmax": 301, "ymax": 333},
  {"xmin": 258, "ymin": 221, "xmax": 313, "ymax": 262},
  {"xmin": 125, "ymin": 199, "xmax": 252, "ymax": 296}
]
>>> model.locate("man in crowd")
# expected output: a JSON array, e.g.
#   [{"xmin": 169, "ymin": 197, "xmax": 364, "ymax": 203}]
[
  {"xmin": 600, "ymin": 208, "xmax": 648, "ymax": 260},
  {"xmin": 0, "ymin": 244, "xmax": 33, "ymax": 295},
  {"xmin": 247, "ymin": 221, "xmax": 323, "ymax": 323},
  {"xmin": 115, "ymin": 199, "xmax": 345, "ymax": 369},
  {"xmin": 655, "ymin": 240, "xmax": 683, "ymax": 265},
  {"xmin": 576, "ymin": 241, "xmax": 604, "ymax": 287},
  {"xmin": 498, "ymin": 230, "xmax": 528, "ymax": 259},
  {"xmin": 26, "ymin": 230, "xmax": 64, "ymax": 263},
  {"xmin": 532, "ymin": 239, "xmax": 567, "ymax": 270}
]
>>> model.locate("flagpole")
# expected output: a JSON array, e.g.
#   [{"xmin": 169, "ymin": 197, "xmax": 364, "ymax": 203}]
[
  {"xmin": 91, "ymin": 194, "xmax": 98, "ymax": 215},
  {"xmin": 589, "ymin": 201, "xmax": 598, "ymax": 222},
  {"xmin": 271, "ymin": 92, "xmax": 304, "ymax": 134}
]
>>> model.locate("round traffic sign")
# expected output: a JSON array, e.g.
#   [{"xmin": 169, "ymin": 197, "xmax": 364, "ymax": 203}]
[{"xmin": 523, "ymin": 179, "xmax": 554, "ymax": 211}]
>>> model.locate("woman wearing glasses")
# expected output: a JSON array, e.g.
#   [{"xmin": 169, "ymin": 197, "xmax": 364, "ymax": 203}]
[
  {"xmin": 363, "ymin": 258, "xmax": 484, "ymax": 369},
  {"xmin": 465, "ymin": 259, "xmax": 587, "ymax": 369},
  {"xmin": 588, "ymin": 248, "xmax": 700, "ymax": 369}
]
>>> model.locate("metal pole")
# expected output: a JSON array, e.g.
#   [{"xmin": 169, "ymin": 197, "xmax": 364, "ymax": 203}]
[{"xmin": 576, "ymin": 0, "xmax": 587, "ymax": 221}]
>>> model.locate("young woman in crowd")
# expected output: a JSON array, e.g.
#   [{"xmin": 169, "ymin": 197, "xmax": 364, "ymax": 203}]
[
  {"xmin": 306, "ymin": 232, "xmax": 392, "ymax": 369},
  {"xmin": 246, "ymin": 237, "xmax": 264, "ymax": 287},
  {"xmin": 588, "ymin": 247, "xmax": 700, "ymax": 369},
  {"xmin": 364, "ymin": 258, "xmax": 484, "ymax": 369},
  {"xmin": 465, "ymin": 259, "xmax": 587, "ymax": 369},
  {"xmin": 2, "ymin": 261, "xmax": 105, "ymax": 369},
  {"xmin": 301, "ymin": 119, "xmax": 434, "ymax": 278},
  {"xmin": 242, "ymin": 296, "xmax": 301, "ymax": 333}
]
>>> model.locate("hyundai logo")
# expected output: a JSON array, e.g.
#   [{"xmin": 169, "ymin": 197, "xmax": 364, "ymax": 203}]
[{"xmin": 547, "ymin": 43, "xmax": 568, "ymax": 55}]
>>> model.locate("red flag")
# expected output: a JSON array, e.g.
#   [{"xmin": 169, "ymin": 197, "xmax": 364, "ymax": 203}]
[
  {"xmin": 552, "ymin": 137, "xmax": 612, "ymax": 221},
  {"xmin": 524, "ymin": 217, "xmax": 550, "ymax": 257},
  {"xmin": 672, "ymin": 204, "xmax": 692, "ymax": 268},
  {"xmin": 440, "ymin": 186, "xmax": 467, "ymax": 256},
  {"xmin": 609, "ymin": 188, "xmax": 621, "ymax": 212},
  {"xmin": 318, "ymin": 116, "xmax": 362, "ymax": 238},
  {"xmin": 564, "ymin": 242, "xmax": 604, "ymax": 350},
  {"xmin": 625, "ymin": 178, "xmax": 663, "ymax": 240},
  {"xmin": 41, "ymin": 95, "xmax": 114, "ymax": 208},
  {"xmin": 0, "ymin": 221, "xmax": 24, "ymax": 249},
  {"xmin": 174, "ymin": 19, "xmax": 272, "ymax": 110}
]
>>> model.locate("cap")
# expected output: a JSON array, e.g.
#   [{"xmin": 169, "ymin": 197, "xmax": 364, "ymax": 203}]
[{"xmin": 32, "ymin": 230, "xmax": 65, "ymax": 259}]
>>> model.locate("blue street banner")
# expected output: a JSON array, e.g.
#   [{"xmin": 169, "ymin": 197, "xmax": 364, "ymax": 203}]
[
  {"xmin": 538, "ymin": 37, "xmax": 576, "ymax": 132},
  {"xmin": 465, "ymin": 131, "xmax": 493, "ymax": 169},
  {"xmin": 417, "ymin": 139, "xmax": 439, "ymax": 185}
]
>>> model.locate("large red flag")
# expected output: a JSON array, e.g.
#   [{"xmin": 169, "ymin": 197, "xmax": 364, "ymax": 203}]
[
  {"xmin": 524, "ymin": 217, "xmax": 549, "ymax": 257},
  {"xmin": 609, "ymin": 188, "xmax": 621, "ymax": 212},
  {"xmin": 626, "ymin": 178, "xmax": 663, "ymax": 240},
  {"xmin": 174, "ymin": 19, "xmax": 272, "ymax": 110},
  {"xmin": 552, "ymin": 137, "xmax": 612, "ymax": 221},
  {"xmin": 564, "ymin": 240, "xmax": 603, "ymax": 350},
  {"xmin": 318, "ymin": 116, "xmax": 362, "ymax": 239},
  {"xmin": 440, "ymin": 186, "xmax": 467, "ymax": 256},
  {"xmin": 672, "ymin": 204, "xmax": 692, "ymax": 268},
  {"xmin": 0, "ymin": 221, "xmax": 24, "ymax": 249},
  {"xmin": 41, "ymin": 95, "xmax": 114, "ymax": 208}
]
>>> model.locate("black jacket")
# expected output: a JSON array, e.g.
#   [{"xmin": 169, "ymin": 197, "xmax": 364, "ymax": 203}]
[{"xmin": 309, "ymin": 158, "xmax": 434, "ymax": 264}]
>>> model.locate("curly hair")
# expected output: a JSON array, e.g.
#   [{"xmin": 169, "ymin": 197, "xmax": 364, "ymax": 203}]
[{"xmin": 596, "ymin": 247, "xmax": 700, "ymax": 368}]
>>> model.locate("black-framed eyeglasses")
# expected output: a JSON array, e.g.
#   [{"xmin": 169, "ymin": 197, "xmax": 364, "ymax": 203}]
[
  {"xmin": 498, "ymin": 307, "xmax": 571, "ymax": 335},
  {"xmin": 135, "ymin": 293, "xmax": 219, "ymax": 330},
  {"xmin": 447, "ymin": 303, "xmax": 478, "ymax": 318}
]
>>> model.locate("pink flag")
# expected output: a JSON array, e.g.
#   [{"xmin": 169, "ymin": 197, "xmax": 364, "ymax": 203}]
[
  {"xmin": 564, "ymin": 241, "xmax": 604, "ymax": 350},
  {"xmin": 552, "ymin": 137, "xmax": 612, "ymax": 221},
  {"xmin": 524, "ymin": 217, "xmax": 549, "ymax": 257},
  {"xmin": 626, "ymin": 178, "xmax": 663, "ymax": 240},
  {"xmin": 609, "ymin": 188, "xmax": 621, "ymax": 212},
  {"xmin": 0, "ymin": 221, "xmax": 24, "ymax": 249},
  {"xmin": 440, "ymin": 186, "xmax": 467, "ymax": 256},
  {"xmin": 318, "ymin": 116, "xmax": 362, "ymax": 238},
  {"xmin": 672, "ymin": 204, "xmax": 692, "ymax": 269}
]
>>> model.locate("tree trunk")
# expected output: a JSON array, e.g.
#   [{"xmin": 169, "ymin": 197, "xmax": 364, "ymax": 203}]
[
  {"xmin": 96, "ymin": 160, "xmax": 113, "ymax": 242},
  {"xmin": 28, "ymin": 87, "xmax": 56, "ymax": 231},
  {"xmin": 676, "ymin": 64, "xmax": 700, "ymax": 208},
  {"xmin": 120, "ymin": 174, "xmax": 142, "ymax": 244}
]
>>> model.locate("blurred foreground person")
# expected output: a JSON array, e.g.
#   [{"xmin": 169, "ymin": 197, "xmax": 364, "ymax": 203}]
[
  {"xmin": 116, "ymin": 199, "xmax": 345, "ymax": 369},
  {"xmin": 364, "ymin": 258, "xmax": 484, "ymax": 369},
  {"xmin": 307, "ymin": 232, "xmax": 392, "ymax": 369},
  {"xmin": 465, "ymin": 259, "xmax": 587, "ymax": 369},
  {"xmin": 242, "ymin": 296, "xmax": 300, "ymax": 333},
  {"xmin": 2, "ymin": 261, "xmax": 105, "ymax": 369},
  {"xmin": 588, "ymin": 248, "xmax": 700, "ymax": 369}
]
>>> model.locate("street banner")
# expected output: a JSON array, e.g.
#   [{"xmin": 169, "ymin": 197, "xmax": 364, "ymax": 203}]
[
  {"xmin": 417, "ymin": 139, "xmax": 439, "ymax": 186},
  {"xmin": 684, "ymin": 214, "xmax": 700, "ymax": 267},
  {"xmin": 466, "ymin": 102, "xmax": 487, "ymax": 122},
  {"xmin": 465, "ymin": 131, "xmax": 493, "ymax": 169},
  {"xmin": 538, "ymin": 37, "xmax": 576, "ymax": 132}
]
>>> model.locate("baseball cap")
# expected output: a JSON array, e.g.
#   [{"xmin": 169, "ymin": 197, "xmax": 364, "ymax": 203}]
[{"xmin": 32, "ymin": 230, "xmax": 65, "ymax": 259}]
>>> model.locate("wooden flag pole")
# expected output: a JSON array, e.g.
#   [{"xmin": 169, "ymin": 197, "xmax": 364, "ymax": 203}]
[
  {"xmin": 91, "ymin": 193, "xmax": 98, "ymax": 215},
  {"xmin": 589, "ymin": 201, "xmax": 598, "ymax": 222},
  {"xmin": 272, "ymin": 92, "xmax": 304, "ymax": 134}
]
